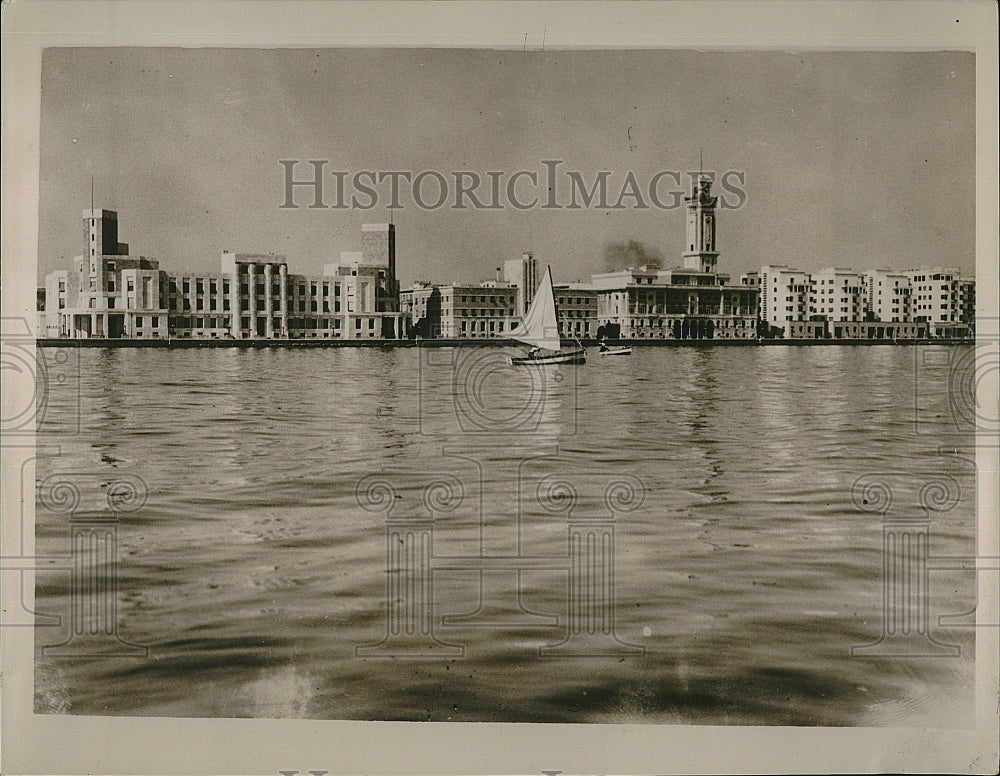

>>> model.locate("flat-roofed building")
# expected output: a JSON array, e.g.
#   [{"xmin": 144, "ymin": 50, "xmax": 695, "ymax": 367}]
[
  {"xmin": 437, "ymin": 283, "xmax": 519, "ymax": 339},
  {"xmin": 864, "ymin": 269, "xmax": 913, "ymax": 323},
  {"xmin": 592, "ymin": 265, "xmax": 757, "ymax": 340},
  {"xmin": 554, "ymin": 284, "xmax": 599, "ymax": 340},
  {"xmin": 904, "ymin": 267, "xmax": 972, "ymax": 338},
  {"xmin": 812, "ymin": 267, "xmax": 865, "ymax": 323},
  {"xmin": 44, "ymin": 209, "xmax": 410, "ymax": 340},
  {"xmin": 503, "ymin": 253, "xmax": 538, "ymax": 316},
  {"xmin": 44, "ymin": 209, "xmax": 168, "ymax": 339},
  {"xmin": 758, "ymin": 264, "xmax": 815, "ymax": 337}
]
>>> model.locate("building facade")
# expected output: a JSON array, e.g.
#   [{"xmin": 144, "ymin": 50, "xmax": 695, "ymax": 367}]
[
  {"xmin": 750, "ymin": 262, "xmax": 958, "ymax": 340},
  {"xmin": 43, "ymin": 210, "xmax": 410, "ymax": 340},
  {"xmin": 43, "ymin": 194, "xmax": 975, "ymax": 343},
  {"xmin": 592, "ymin": 266, "xmax": 758, "ymax": 340},
  {"xmin": 904, "ymin": 267, "xmax": 974, "ymax": 338},
  {"xmin": 402, "ymin": 282, "xmax": 519, "ymax": 339}
]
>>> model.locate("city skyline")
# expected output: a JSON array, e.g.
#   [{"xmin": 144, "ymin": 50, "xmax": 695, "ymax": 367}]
[{"xmin": 38, "ymin": 48, "xmax": 976, "ymax": 286}]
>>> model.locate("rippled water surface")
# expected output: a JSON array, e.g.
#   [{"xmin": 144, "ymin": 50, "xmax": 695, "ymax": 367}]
[{"xmin": 34, "ymin": 345, "xmax": 977, "ymax": 725}]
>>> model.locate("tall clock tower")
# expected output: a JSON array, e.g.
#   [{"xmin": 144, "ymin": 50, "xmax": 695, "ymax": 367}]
[{"xmin": 682, "ymin": 174, "xmax": 719, "ymax": 273}]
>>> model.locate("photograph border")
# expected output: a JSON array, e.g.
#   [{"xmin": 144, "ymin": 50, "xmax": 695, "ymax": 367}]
[{"xmin": 2, "ymin": 2, "xmax": 998, "ymax": 774}]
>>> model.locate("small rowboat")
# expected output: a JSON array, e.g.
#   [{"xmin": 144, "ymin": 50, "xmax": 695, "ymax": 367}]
[{"xmin": 510, "ymin": 348, "xmax": 587, "ymax": 365}]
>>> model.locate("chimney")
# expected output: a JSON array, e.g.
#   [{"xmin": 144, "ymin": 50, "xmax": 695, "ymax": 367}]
[{"xmin": 496, "ymin": 267, "xmax": 502, "ymax": 282}]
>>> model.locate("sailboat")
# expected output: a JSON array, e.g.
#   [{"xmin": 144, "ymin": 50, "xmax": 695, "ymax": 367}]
[{"xmin": 505, "ymin": 266, "xmax": 587, "ymax": 365}]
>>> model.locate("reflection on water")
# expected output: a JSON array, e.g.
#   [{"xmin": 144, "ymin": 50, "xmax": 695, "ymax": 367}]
[{"xmin": 34, "ymin": 345, "xmax": 977, "ymax": 725}]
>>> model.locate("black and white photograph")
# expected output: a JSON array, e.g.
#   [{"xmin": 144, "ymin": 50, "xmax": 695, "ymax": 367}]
[{"xmin": 2, "ymin": 2, "xmax": 997, "ymax": 774}]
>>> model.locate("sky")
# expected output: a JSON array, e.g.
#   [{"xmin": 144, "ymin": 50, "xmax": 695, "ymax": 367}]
[{"xmin": 37, "ymin": 48, "xmax": 976, "ymax": 287}]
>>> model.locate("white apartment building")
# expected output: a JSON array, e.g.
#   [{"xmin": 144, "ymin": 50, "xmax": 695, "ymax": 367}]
[
  {"xmin": 864, "ymin": 269, "xmax": 913, "ymax": 323},
  {"xmin": 758, "ymin": 264, "xmax": 814, "ymax": 336},
  {"xmin": 812, "ymin": 268, "xmax": 865, "ymax": 322}
]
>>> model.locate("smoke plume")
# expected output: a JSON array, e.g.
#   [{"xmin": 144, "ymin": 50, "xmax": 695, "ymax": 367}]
[{"xmin": 602, "ymin": 240, "xmax": 664, "ymax": 272}]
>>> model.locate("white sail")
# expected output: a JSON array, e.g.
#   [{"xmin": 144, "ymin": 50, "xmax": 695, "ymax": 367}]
[{"xmin": 504, "ymin": 265, "xmax": 562, "ymax": 351}]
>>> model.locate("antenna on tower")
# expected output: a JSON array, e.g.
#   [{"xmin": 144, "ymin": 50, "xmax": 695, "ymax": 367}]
[
  {"xmin": 91, "ymin": 175, "xmax": 94, "ymax": 212},
  {"xmin": 700, "ymin": 148, "xmax": 703, "ymax": 177}
]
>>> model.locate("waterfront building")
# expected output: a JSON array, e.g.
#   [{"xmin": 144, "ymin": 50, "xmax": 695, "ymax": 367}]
[
  {"xmin": 958, "ymin": 277, "xmax": 975, "ymax": 332},
  {"xmin": 591, "ymin": 266, "xmax": 758, "ymax": 340},
  {"xmin": 754, "ymin": 264, "xmax": 814, "ymax": 337},
  {"xmin": 43, "ymin": 210, "xmax": 410, "ymax": 340},
  {"xmin": 402, "ymin": 281, "xmax": 519, "ymax": 339},
  {"xmin": 812, "ymin": 268, "xmax": 865, "ymax": 322},
  {"xmin": 757, "ymin": 264, "xmax": 929, "ymax": 340},
  {"xmin": 903, "ymin": 267, "xmax": 973, "ymax": 338},
  {"xmin": 554, "ymin": 284, "xmax": 599, "ymax": 340},
  {"xmin": 44, "ymin": 209, "xmax": 168, "ymax": 339},
  {"xmin": 503, "ymin": 253, "xmax": 539, "ymax": 316},
  {"xmin": 590, "ymin": 176, "xmax": 758, "ymax": 340},
  {"xmin": 864, "ymin": 269, "xmax": 913, "ymax": 323},
  {"xmin": 42, "ymin": 193, "xmax": 975, "ymax": 344}
]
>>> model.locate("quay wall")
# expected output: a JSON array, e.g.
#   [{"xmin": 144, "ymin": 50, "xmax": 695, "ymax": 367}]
[{"xmin": 34, "ymin": 337, "xmax": 974, "ymax": 349}]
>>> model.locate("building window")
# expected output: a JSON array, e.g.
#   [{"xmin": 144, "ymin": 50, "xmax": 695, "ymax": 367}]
[{"xmin": 136, "ymin": 316, "xmax": 143, "ymax": 327}]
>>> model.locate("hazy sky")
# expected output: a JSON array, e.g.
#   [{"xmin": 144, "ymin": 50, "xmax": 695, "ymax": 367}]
[{"xmin": 37, "ymin": 48, "xmax": 975, "ymax": 286}]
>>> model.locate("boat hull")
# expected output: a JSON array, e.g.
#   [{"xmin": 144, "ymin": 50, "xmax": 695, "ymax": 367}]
[
  {"xmin": 510, "ymin": 349, "xmax": 587, "ymax": 365},
  {"xmin": 599, "ymin": 347, "xmax": 632, "ymax": 356}
]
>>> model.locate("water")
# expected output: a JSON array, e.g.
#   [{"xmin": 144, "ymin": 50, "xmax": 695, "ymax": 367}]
[{"xmin": 33, "ymin": 345, "xmax": 978, "ymax": 725}]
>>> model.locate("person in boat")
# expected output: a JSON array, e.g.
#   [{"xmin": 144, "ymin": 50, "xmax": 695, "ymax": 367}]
[
  {"xmin": 599, "ymin": 339, "xmax": 610, "ymax": 353},
  {"xmin": 528, "ymin": 347, "xmax": 541, "ymax": 359}
]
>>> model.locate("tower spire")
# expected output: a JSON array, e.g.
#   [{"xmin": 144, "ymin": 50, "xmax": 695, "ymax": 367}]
[
  {"xmin": 91, "ymin": 175, "xmax": 94, "ymax": 212},
  {"xmin": 682, "ymin": 156, "xmax": 719, "ymax": 274}
]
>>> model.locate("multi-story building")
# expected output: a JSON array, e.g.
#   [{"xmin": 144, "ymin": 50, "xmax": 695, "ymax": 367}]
[
  {"xmin": 591, "ymin": 176, "xmax": 757, "ymax": 340},
  {"xmin": 44, "ymin": 197, "xmax": 975, "ymax": 343},
  {"xmin": 958, "ymin": 277, "xmax": 975, "ymax": 333},
  {"xmin": 757, "ymin": 264, "xmax": 816, "ymax": 337},
  {"xmin": 554, "ymin": 284, "xmax": 599, "ymax": 340},
  {"xmin": 43, "ymin": 209, "xmax": 168, "ymax": 339},
  {"xmin": 503, "ymin": 253, "xmax": 539, "ymax": 317},
  {"xmin": 864, "ymin": 269, "xmax": 913, "ymax": 323},
  {"xmin": 904, "ymin": 267, "xmax": 972, "ymax": 338},
  {"xmin": 756, "ymin": 263, "xmax": 929, "ymax": 340},
  {"xmin": 591, "ymin": 266, "xmax": 757, "ymax": 340},
  {"xmin": 812, "ymin": 267, "xmax": 865, "ymax": 323},
  {"xmin": 43, "ymin": 209, "xmax": 409, "ymax": 340},
  {"xmin": 402, "ymin": 282, "xmax": 519, "ymax": 339}
]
